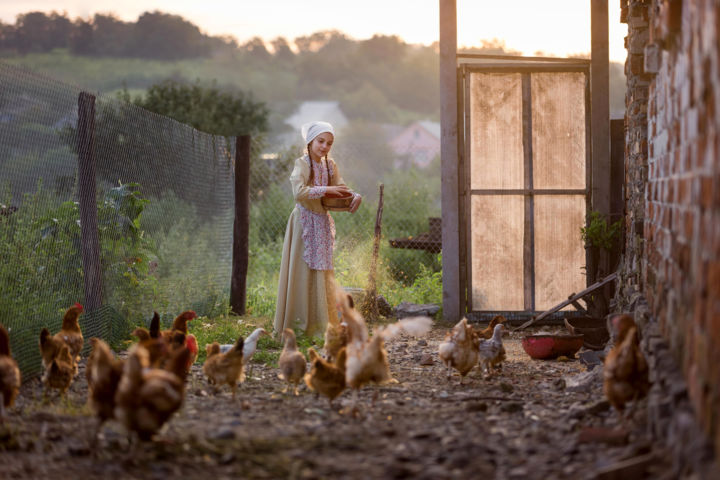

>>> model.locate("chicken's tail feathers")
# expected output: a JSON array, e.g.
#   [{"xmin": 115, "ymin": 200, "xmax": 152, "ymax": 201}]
[
  {"xmin": 307, "ymin": 347, "xmax": 320, "ymax": 362},
  {"xmin": 0, "ymin": 324, "xmax": 10, "ymax": 356},
  {"xmin": 335, "ymin": 347, "xmax": 348, "ymax": 370},
  {"xmin": 206, "ymin": 342, "xmax": 221, "ymax": 357},
  {"xmin": 166, "ymin": 347, "xmax": 192, "ymax": 380},
  {"xmin": 149, "ymin": 311, "xmax": 161, "ymax": 338},
  {"xmin": 303, "ymin": 372, "xmax": 315, "ymax": 391},
  {"xmin": 381, "ymin": 316, "xmax": 433, "ymax": 340},
  {"xmin": 232, "ymin": 335, "xmax": 244, "ymax": 355}
]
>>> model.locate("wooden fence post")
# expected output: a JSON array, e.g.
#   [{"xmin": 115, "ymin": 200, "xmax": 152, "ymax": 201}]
[
  {"xmin": 77, "ymin": 91, "xmax": 102, "ymax": 313},
  {"xmin": 440, "ymin": 0, "xmax": 461, "ymax": 324},
  {"xmin": 230, "ymin": 135, "xmax": 251, "ymax": 315}
]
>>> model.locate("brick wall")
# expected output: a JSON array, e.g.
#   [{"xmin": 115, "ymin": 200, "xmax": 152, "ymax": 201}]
[{"xmin": 619, "ymin": 0, "xmax": 720, "ymax": 469}]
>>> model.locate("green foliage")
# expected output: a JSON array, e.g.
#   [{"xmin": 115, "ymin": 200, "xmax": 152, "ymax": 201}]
[
  {"xmin": 382, "ymin": 255, "xmax": 443, "ymax": 309},
  {"xmin": 131, "ymin": 79, "xmax": 269, "ymax": 137},
  {"xmin": 181, "ymin": 314, "xmax": 321, "ymax": 367},
  {"xmin": 580, "ymin": 210, "xmax": 622, "ymax": 252}
]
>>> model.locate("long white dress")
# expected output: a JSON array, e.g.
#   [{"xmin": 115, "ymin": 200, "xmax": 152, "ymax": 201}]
[{"xmin": 273, "ymin": 155, "xmax": 347, "ymax": 337}]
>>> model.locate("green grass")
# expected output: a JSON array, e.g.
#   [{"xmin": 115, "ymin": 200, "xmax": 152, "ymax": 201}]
[{"xmin": 119, "ymin": 314, "xmax": 325, "ymax": 368}]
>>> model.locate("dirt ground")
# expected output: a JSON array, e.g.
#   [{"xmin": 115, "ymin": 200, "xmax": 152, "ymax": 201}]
[{"xmin": 1, "ymin": 324, "xmax": 672, "ymax": 480}]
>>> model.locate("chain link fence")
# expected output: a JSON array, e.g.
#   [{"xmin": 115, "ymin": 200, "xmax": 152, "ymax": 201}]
[{"xmin": 1, "ymin": 61, "xmax": 442, "ymax": 378}]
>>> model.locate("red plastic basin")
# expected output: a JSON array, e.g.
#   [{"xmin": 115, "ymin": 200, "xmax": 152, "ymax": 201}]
[{"xmin": 521, "ymin": 334, "xmax": 584, "ymax": 360}]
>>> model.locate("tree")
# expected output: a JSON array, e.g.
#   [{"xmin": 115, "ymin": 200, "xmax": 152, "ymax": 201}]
[
  {"xmin": 127, "ymin": 11, "xmax": 209, "ymax": 59},
  {"xmin": 133, "ymin": 80, "xmax": 269, "ymax": 137},
  {"xmin": 271, "ymin": 37, "xmax": 294, "ymax": 62},
  {"xmin": 358, "ymin": 35, "xmax": 406, "ymax": 64},
  {"xmin": 69, "ymin": 19, "xmax": 94, "ymax": 55},
  {"xmin": 91, "ymin": 14, "xmax": 132, "ymax": 57},
  {"xmin": 242, "ymin": 37, "xmax": 271, "ymax": 62},
  {"xmin": 13, "ymin": 11, "xmax": 54, "ymax": 53}
]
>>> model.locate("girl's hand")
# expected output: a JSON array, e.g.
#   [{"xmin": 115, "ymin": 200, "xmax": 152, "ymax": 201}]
[
  {"xmin": 349, "ymin": 193, "xmax": 362, "ymax": 213},
  {"xmin": 325, "ymin": 185, "xmax": 352, "ymax": 197}
]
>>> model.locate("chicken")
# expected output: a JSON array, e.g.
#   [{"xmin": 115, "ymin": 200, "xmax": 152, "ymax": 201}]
[
  {"xmin": 475, "ymin": 315, "xmax": 507, "ymax": 339},
  {"xmin": 114, "ymin": 344, "xmax": 192, "ymax": 441},
  {"xmin": 160, "ymin": 310, "xmax": 197, "ymax": 340},
  {"xmin": 304, "ymin": 347, "xmax": 347, "ymax": 407},
  {"xmin": 278, "ymin": 329, "xmax": 307, "ymax": 395},
  {"xmin": 0, "ymin": 324, "xmax": 21, "ymax": 422},
  {"xmin": 185, "ymin": 333, "xmax": 199, "ymax": 372},
  {"xmin": 338, "ymin": 291, "xmax": 432, "ymax": 413},
  {"xmin": 219, "ymin": 327, "xmax": 268, "ymax": 378},
  {"xmin": 131, "ymin": 312, "xmax": 167, "ymax": 368},
  {"xmin": 477, "ymin": 324, "xmax": 507, "ymax": 378},
  {"xmin": 438, "ymin": 317, "xmax": 480, "ymax": 382},
  {"xmin": 86, "ymin": 338, "xmax": 124, "ymax": 436},
  {"xmin": 603, "ymin": 314, "xmax": 650, "ymax": 420},
  {"xmin": 53, "ymin": 302, "xmax": 84, "ymax": 371},
  {"xmin": 159, "ymin": 311, "xmax": 198, "ymax": 373},
  {"xmin": 42, "ymin": 343, "xmax": 75, "ymax": 396},
  {"xmin": 203, "ymin": 336, "xmax": 245, "ymax": 400},
  {"xmin": 324, "ymin": 292, "xmax": 352, "ymax": 361},
  {"xmin": 39, "ymin": 327, "xmax": 63, "ymax": 371}
]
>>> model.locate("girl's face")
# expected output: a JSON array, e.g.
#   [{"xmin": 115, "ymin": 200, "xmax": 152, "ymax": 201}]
[{"xmin": 309, "ymin": 132, "xmax": 334, "ymax": 160}]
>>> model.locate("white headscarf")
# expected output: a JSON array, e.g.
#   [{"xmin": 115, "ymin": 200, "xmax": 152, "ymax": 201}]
[{"xmin": 301, "ymin": 121, "xmax": 335, "ymax": 144}]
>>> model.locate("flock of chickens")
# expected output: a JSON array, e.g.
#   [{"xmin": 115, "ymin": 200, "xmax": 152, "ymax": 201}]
[{"xmin": 0, "ymin": 292, "xmax": 651, "ymax": 444}]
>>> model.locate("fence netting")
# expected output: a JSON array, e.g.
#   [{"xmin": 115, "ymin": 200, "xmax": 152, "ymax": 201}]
[
  {"xmin": 1, "ymin": 61, "xmax": 442, "ymax": 378},
  {"xmin": 1, "ymin": 62, "xmax": 234, "ymax": 377}
]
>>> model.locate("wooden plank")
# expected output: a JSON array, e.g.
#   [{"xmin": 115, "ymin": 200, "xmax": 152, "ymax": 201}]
[
  {"xmin": 591, "ymin": 0, "xmax": 611, "ymax": 217},
  {"xmin": 462, "ymin": 64, "xmax": 590, "ymax": 73},
  {"xmin": 439, "ymin": 0, "xmax": 461, "ymax": 323},
  {"xmin": 513, "ymin": 272, "xmax": 617, "ymax": 331},
  {"xmin": 471, "ymin": 189, "xmax": 588, "ymax": 195},
  {"xmin": 570, "ymin": 299, "xmax": 588, "ymax": 313},
  {"xmin": 463, "ymin": 66, "xmax": 474, "ymax": 313},
  {"xmin": 230, "ymin": 135, "xmax": 251, "ymax": 315},
  {"xmin": 458, "ymin": 65, "xmax": 469, "ymax": 314},
  {"xmin": 522, "ymin": 73, "xmax": 535, "ymax": 311},
  {"xmin": 456, "ymin": 53, "xmax": 591, "ymax": 64},
  {"xmin": 76, "ymin": 91, "xmax": 102, "ymax": 313}
]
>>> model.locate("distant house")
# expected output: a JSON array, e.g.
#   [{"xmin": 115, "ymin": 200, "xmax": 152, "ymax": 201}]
[
  {"xmin": 278, "ymin": 101, "xmax": 349, "ymax": 148},
  {"xmin": 388, "ymin": 120, "xmax": 440, "ymax": 168}
]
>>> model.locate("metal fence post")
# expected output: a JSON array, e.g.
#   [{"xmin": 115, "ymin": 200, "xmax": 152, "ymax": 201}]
[
  {"xmin": 77, "ymin": 91, "xmax": 102, "ymax": 312},
  {"xmin": 230, "ymin": 135, "xmax": 251, "ymax": 315}
]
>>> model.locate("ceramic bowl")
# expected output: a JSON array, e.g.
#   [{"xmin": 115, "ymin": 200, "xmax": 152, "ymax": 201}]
[{"xmin": 521, "ymin": 334, "xmax": 585, "ymax": 360}]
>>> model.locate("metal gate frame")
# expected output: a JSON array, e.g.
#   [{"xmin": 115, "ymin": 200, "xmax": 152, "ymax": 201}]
[{"xmin": 457, "ymin": 55, "xmax": 592, "ymax": 320}]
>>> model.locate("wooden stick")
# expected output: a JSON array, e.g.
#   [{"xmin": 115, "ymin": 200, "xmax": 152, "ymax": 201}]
[
  {"xmin": 514, "ymin": 272, "xmax": 617, "ymax": 331},
  {"xmin": 362, "ymin": 184, "xmax": 384, "ymax": 319}
]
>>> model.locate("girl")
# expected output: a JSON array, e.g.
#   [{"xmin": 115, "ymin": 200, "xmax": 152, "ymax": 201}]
[{"xmin": 273, "ymin": 121, "xmax": 362, "ymax": 339}]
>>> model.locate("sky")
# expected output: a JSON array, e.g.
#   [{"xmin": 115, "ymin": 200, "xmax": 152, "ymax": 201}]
[{"xmin": 0, "ymin": 0, "xmax": 629, "ymax": 62}]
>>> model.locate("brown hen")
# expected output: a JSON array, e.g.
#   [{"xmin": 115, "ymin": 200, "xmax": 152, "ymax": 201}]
[
  {"xmin": 0, "ymin": 324, "xmax": 21, "ymax": 422},
  {"xmin": 603, "ymin": 314, "xmax": 650, "ymax": 420}
]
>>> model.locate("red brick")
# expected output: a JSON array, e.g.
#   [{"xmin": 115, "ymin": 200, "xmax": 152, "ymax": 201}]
[
  {"xmin": 700, "ymin": 176, "xmax": 714, "ymax": 208},
  {"xmin": 685, "ymin": 209, "xmax": 696, "ymax": 239},
  {"xmin": 679, "ymin": 177, "xmax": 691, "ymax": 204}
]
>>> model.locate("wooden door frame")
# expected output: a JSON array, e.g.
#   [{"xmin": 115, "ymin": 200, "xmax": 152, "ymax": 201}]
[{"xmin": 458, "ymin": 60, "xmax": 592, "ymax": 317}]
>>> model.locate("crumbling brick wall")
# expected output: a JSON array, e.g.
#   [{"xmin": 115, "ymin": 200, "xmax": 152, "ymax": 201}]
[{"xmin": 619, "ymin": 0, "xmax": 720, "ymax": 467}]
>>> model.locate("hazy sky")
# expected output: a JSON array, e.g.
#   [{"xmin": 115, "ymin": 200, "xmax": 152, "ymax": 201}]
[{"xmin": 0, "ymin": 0, "xmax": 628, "ymax": 62}]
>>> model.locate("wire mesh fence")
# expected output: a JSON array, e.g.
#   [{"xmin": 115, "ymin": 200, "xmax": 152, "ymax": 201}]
[
  {"xmin": 1, "ymin": 61, "xmax": 442, "ymax": 378},
  {"xmin": 1, "ymin": 62, "xmax": 235, "ymax": 377}
]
